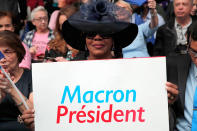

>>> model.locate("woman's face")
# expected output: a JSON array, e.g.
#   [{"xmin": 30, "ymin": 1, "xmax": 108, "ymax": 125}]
[
  {"xmin": 32, "ymin": 11, "xmax": 48, "ymax": 32},
  {"xmin": 0, "ymin": 44, "xmax": 19, "ymax": 72},
  {"xmin": 191, "ymin": 0, "xmax": 197, "ymax": 16},
  {"xmin": 0, "ymin": 16, "xmax": 14, "ymax": 32},
  {"xmin": 59, "ymin": 14, "xmax": 67, "ymax": 30},
  {"xmin": 115, "ymin": 1, "xmax": 133, "ymax": 14},
  {"xmin": 86, "ymin": 34, "xmax": 113, "ymax": 59},
  {"xmin": 58, "ymin": 0, "xmax": 67, "ymax": 8}
]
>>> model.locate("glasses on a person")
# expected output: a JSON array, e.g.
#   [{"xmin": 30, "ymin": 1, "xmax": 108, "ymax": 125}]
[
  {"xmin": 1, "ymin": 50, "xmax": 16, "ymax": 58},
  {"xmin": 188, "ymin": 47, "xmax": 197, "ymax": 57},
  {"xmin": 85, "ymin": 32, "xmax": 112, "ymax": 39},
  {"xmin": 34, "ymin": 16, "xmax": 48, "ymax": 22}
]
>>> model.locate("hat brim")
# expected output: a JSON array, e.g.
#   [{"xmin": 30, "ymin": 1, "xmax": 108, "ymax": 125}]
[
  {"xmin": 67, "ymin": 11, "xmax": 132, "ymax": 34},
  {"xmin": 62, "ymin": 20, "xmax": 138, "ymax": 51}
]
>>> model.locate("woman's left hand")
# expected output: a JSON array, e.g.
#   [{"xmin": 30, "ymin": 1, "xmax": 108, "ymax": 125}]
[
  {"xmin": 166, "ymin": 82, "xmax": 179, "ymax": 104},
  {"xmin": 22, "ymin": 109, "xmax": 35, "ymax": 130}
]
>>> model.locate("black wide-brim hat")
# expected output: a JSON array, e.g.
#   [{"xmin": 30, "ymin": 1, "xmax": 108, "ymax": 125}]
[{"xmin": 62, "ymin": 0, "xmax": 138, "ymax": 51}]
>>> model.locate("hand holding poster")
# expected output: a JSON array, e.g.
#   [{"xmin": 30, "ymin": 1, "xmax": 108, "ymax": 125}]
[{"xmin": 32, "ymin": 57, "xmax": 169, "ymax": 131}]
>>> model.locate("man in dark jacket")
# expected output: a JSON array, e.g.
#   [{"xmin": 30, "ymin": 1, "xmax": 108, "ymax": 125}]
[
  {"xmin": 153, "ymin": 0, "xmax": 193, "ymax": 56},
  {"xmin": 167, "ymin": 21, "xmax": 197, "ymax": 131}
]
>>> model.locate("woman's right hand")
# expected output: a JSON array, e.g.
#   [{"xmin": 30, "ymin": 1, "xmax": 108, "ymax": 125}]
[
  {"xmin": 29, "ymin": 46, "xmax": 37, "ymax": 56},
  {"xmin": 22, "ymin": 109, "xmax": 35, "ymax": 130},
  {"xmin": 0, "ymin": 72, "xmax": 13, "ymax": 94}
]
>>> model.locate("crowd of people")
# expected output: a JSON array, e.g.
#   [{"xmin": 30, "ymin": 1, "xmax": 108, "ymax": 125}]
[{"xmin": 0, "ymin": 0, "xmax": 197, "ymax": 131}]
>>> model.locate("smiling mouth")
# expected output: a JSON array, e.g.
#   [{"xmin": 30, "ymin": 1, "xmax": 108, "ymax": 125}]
[{"xmin": 92, "ymin": 44, "xmax": 105, "ymax": 49}]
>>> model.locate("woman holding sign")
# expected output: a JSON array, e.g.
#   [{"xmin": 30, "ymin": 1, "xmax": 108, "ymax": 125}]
[
  {"xmin": 22, "ymin": 0, "xmax": 178, "ymax": 130},
  {"xmin": 0, "ymin": 31, "xmax": 33, "ymax": 131},
  {"xmin": 62, "ymin": 0, "xmax": 178, "ymax": 104}
]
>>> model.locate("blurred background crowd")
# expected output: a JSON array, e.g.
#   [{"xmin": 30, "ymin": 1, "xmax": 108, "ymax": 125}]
[
  {"xmin": 0, "ymin": 0, "xmax": 196, "ymax": 64},
  {"xmin": 0, "ymin": 0, "xmax": 196, "ymax": 63}
]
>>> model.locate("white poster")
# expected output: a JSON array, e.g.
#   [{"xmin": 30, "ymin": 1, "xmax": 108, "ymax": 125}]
[{"xmin": 32, "ymin": 57, "xmax": 169, "ymax": 131}]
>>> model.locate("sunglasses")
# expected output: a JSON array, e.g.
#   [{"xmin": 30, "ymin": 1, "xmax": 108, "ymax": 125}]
[
  {"xmin": 188, "ymin": 47, "xmax": 197, "ymax": 57},
  {"xmin": 85, "ymin": 32, "xmax": 112, "ymax": 39}
]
